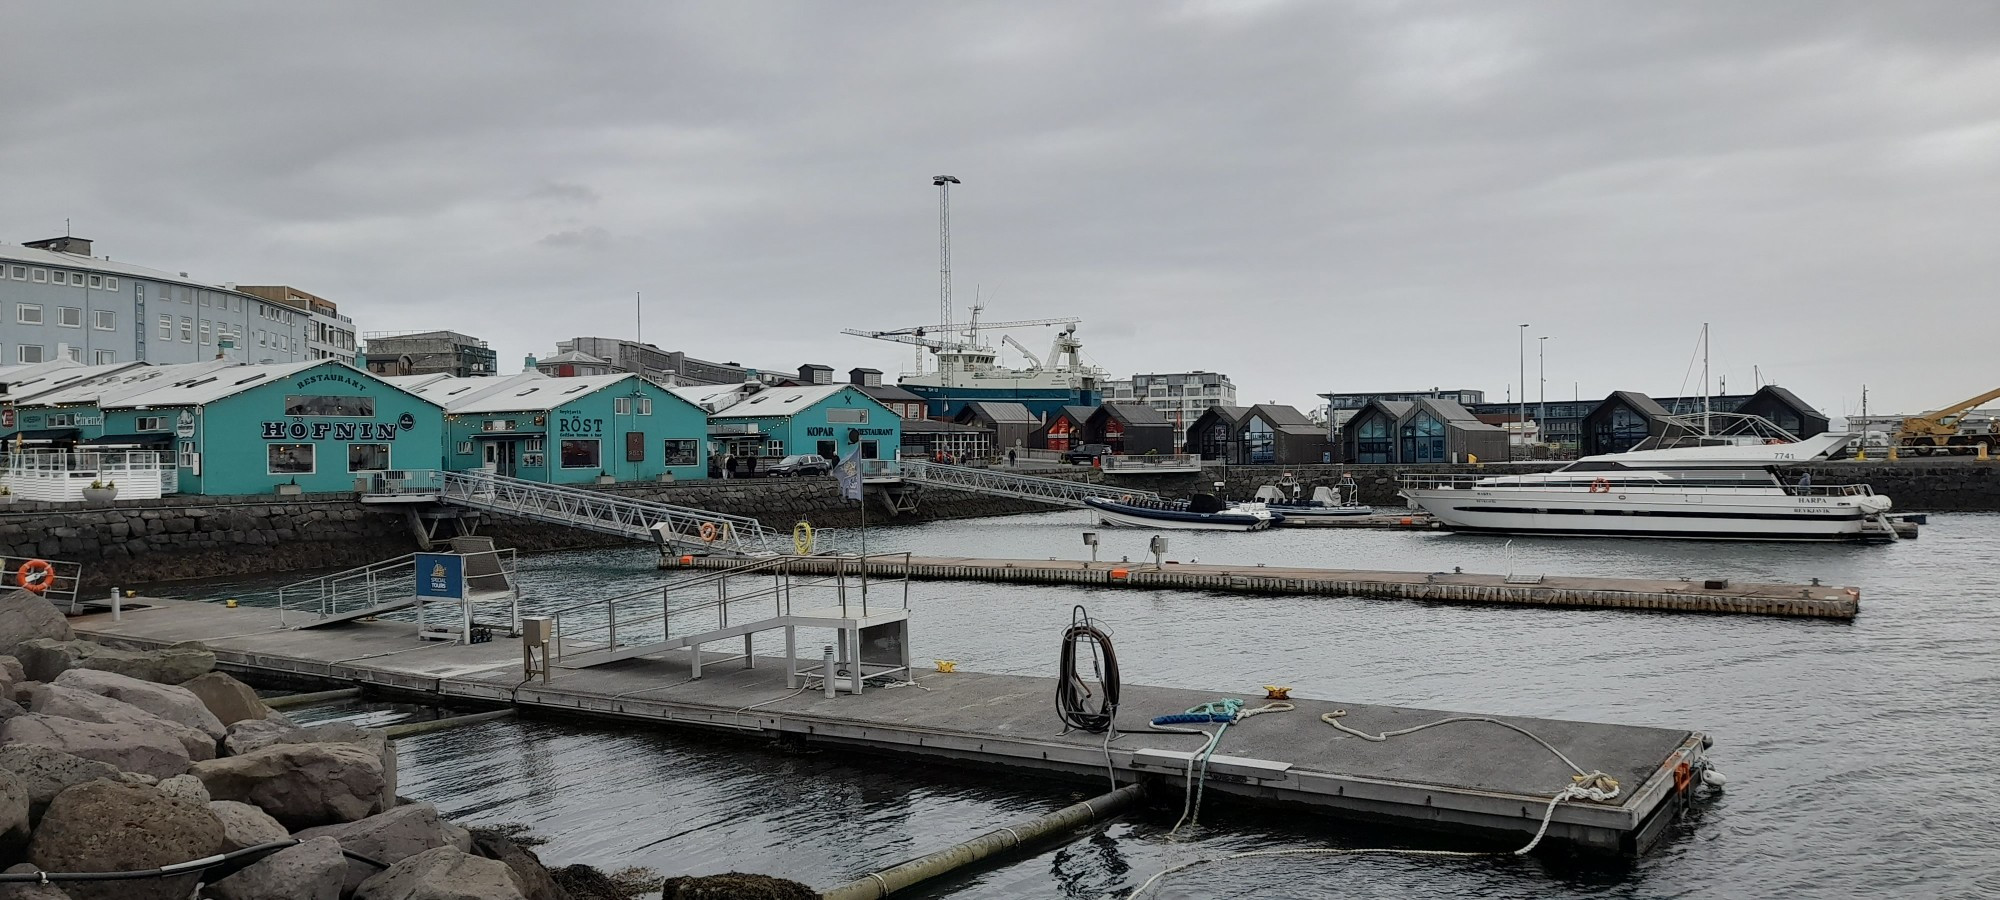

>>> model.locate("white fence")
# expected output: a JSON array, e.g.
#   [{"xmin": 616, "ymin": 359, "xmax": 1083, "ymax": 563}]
[{"xmin": 0, "ymin": 451, "xmax": 175, "ymax": 503}]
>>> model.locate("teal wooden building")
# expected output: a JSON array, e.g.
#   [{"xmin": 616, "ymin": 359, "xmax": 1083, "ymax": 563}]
[
  {"xmin": 399, "ymin": 372, "xmax": 709, "ymax": 483},
  {"xmin": 8, "ymin": 359, "xmax": 447, "ymax": 495},
  {"xmin": 706, "ymin": 384, "xmax": 900, "ymax": 474}
]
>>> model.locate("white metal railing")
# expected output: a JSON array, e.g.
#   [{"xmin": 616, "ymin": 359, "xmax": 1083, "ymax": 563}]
[
  {"xmin": 1398, "ymin": 472, "xmax": 1876, "ymax": 497},
  {"xmin": 424, "ymin": 470, "xmax": 778, "ymax": 554},
  {"xmin": 1, "ymin": 555, "xmax": 84, "ymax": 611},
  {"xmin": 549, "ymin": 553, "xmax": 911, "ymax": 665},
  {"xmin": 858, "ymin": 459, "xmax": 902, "ymax": 480},
  {"xmin": 1100, "ymin": 453, "xmax": 1202, "ymax": 473},
  {"xmin": 1, "ymin": 451, "xmax": 170, "ymax": 502},
  {"xmin": 898, "ymin": 460, "xmax": 1159, "ymax": 507},
  {"xmin": 274, "ymin": 547, "xmax": 521, "ymax": 641}
]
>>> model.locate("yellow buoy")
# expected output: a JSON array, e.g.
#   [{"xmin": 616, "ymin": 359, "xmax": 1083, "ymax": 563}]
[
  {"xmin": 934, "ymin": 660, "xmax": 958, "ymax": 673},
  {"xmin": 225, "ymin": 598, "xmax": 238, "ymax": 609}
]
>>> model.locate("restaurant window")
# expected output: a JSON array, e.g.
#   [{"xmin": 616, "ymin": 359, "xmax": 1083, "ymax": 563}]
[
  {"xmin": 817, "ymin": 440, "xmax": 837, "ymax": 460},
  {"xmin": 1400, "ymin": 412, "xmax": 1447, "ymax": 463},
  {"xmin": 178, "ymin": 441, "xmax": 196, "ymax": 469},
  {"xmin": 560, "ymin": 439, "xmax": 600, "ymax": 469},
  {"xmin": 267, "ymin": 444, "xmax": 315, "ymax": 474},
  {"xmin": 285, "ymin": 395, "xmax": 376, "ymax": 417},
  {"xmin": 663, "ymin": 440, "xmax": 698, "ymax": 466},
  {"xmin": 136, "ymin": 416, "xmax": 167, "ymax": 432},
  {"xmin": 1355, "ymin": 415, "xmax": 1393, "ymax": 464},
  {"xmin": 637, "ymin": 397, "xmax": 652, "ymax": 415},
  {"xmin": 614, "ymin": 397, "xmax": 632, "ymax": 415},
  {"xmin": 456, "ymin": 441, "xmax": 475, "ymax": 455},
  {"xmin": 348, "ymin": 444, "xmax": 391, "ymax": 472},
  {"xmin": 1247, "ymin": 417, "xmax": 1276, "ymax": 464}
]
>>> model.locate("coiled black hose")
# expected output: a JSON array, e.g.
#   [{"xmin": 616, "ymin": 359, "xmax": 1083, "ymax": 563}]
[
  {"xmin": 0, "ymin": 840, "xmax": 391, "ymax": 883},
  {"xmin": 1056, "ymin": 605, "xmax": 1120, "ymax": 734}
]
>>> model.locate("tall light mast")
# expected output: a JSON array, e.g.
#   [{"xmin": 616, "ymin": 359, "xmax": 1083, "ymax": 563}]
[{"xmin": 934, "ymin": 175, "xmax": 960, "ymax": 386}]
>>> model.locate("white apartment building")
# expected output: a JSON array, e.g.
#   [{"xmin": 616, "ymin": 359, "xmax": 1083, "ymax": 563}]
[{"xmin": 1102, "ymin": 371, "xmax": 1237, "ymax": 445}]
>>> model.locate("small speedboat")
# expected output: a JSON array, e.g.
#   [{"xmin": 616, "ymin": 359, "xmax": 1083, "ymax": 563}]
[
  {"xmin": 1254, "ymin": 483, "xmax": 1375, "ymax": 517},
  {"xmin": 1083, "ymin": 493, "xmax": 1278, "ymax": 531}
]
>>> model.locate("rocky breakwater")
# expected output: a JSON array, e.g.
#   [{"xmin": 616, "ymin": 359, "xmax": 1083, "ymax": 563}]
[{"xmin": 0, "ymin": 589, "xmax": 572, "ymax": 900}]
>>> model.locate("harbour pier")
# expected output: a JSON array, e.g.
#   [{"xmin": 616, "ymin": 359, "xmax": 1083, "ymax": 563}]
[
  {"xmin": 71, "ymin": 596, "xmax": 1711, "ymax": 858},
  {"xmin": 660, "ymin": 553, "xmax": 1863, "ymax": 619}
]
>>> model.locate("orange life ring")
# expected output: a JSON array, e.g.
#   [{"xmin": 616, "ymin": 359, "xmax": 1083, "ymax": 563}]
[
  {"xmin": 17, "ymin": 559, "xmax": 54, "ymax": 594},
  {"xmin": 1588, "ymin": 477, "xmax": 1612, "ymax": 494},
  {"xmin": 1118, "ymin": 494, "xmax": 1133, "ymax": 503},
  {"xmin": 699, "ymin": 522, "xmax": 719, "ymax": 543}
]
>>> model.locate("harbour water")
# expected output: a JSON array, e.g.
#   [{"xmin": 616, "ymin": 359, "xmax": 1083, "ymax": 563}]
[{"xmin": 148, "ymin": 511, "xmax": 2000, "ymax": 899}]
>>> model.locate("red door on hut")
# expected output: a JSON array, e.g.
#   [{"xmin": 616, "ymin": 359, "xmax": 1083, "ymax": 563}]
[{"xmin": 1046, "ymin": 417, "xmax": 1073, "ymax": 452}]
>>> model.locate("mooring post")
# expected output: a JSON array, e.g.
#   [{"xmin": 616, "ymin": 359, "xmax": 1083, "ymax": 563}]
[
  {"xmin": 110, "ymin": 588, "xmax": 121, "ymax": 621},
  {"xmin": 822, "ymin": 645, "xmax": 837, "ymax": 698}
]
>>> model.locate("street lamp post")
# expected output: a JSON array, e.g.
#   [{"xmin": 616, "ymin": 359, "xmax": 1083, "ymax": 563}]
[
  {"xmin": 1517, "ymin": 324, "xmax": 1529, "ymax": 459},
  {"xmin": 1538, "ymin": 336, "xmax": 1549, "ymax": 447}
]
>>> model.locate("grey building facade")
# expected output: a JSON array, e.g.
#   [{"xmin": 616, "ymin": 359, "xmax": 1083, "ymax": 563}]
[
  {"xmin": 363, "ymin": 330, "xmax": 497, "ymax": 378},
  {"xmin": 557, "ymin": 337, "xmax": 762, "ymax": 386},
  {"xmin": 1, "ymin": 236, "xmax": 313, "ymax": 368}
]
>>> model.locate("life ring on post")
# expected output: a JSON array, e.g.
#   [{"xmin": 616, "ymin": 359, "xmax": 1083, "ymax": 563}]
[
  {"xmin": 1588, "ymin": 477, "xmax": 1612, "ymax": 494},
  {"xmin": 16, "ymin": 560, "xmax": 54, "ymax": 594},
  {"xmin": 698, "ymin": 522, "xmax": 719, "ymax": 543},
  {"xmin": 792, "ymin": 521, "xmax": 815, "ymax": 555}
]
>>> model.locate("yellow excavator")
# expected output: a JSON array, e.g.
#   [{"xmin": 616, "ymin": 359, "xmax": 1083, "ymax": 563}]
[{"xmin": 1895, "ymin": 388, "xmax": 2000, "ymax": 453}]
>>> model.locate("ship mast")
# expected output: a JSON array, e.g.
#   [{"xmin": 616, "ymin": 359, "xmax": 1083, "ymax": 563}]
[{"xmin": 933, "ymin": 175, "xmax": 960, "ymax": 388}]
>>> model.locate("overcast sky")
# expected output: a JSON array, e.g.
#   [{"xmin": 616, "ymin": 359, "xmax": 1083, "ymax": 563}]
[{"xmin": 4, "ymin": 1, "xmax": 1995, "ymax": 418}]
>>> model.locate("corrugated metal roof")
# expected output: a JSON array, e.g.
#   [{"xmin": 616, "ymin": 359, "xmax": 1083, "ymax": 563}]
[
  {"xmin": 711, "ymin": 384, "xmax": 855, "ymax": 418},
  {"xmin": 20, "ymin": 360, "xmax": 248, "ymax": 407},
  {"xmin": 960, "ymin": 401, "xmax": 1037, "ymax": 424},
  {"xmin": 448, "ymin": 373, "xmax": 642, "ymax": 414},
  {"xmin": 95, "ymin": 360, "xmax": 324, "ymax": 408}
]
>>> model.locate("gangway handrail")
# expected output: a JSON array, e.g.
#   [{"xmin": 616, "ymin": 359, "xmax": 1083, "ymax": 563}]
[
  {"xmin": 421, "ymin": 470, "xmax": 780, "ymax": 554},
  {"xmin": 898, "ymin": 460, "xmax": 1159, "ymax": 507}
]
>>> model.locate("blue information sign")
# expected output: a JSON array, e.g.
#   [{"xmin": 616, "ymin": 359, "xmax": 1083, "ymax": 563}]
[{"xmin": 415, "ymin": 553, "xmax": 464, "ymax": 600}]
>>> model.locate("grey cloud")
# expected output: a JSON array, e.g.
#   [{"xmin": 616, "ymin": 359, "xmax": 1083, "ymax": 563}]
[{"xmin": 1, "ymin": 0, "xmax": 1994, "ymax": 417}]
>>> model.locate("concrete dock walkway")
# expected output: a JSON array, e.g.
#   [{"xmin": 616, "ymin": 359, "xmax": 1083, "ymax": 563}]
[
  {"xmin": 73, "ymin": 597, "xmax": 1709, "ymax": 856},
  {"xmin": 661, "ymin": 553, "xmax": 1861, "ymax": 619}
]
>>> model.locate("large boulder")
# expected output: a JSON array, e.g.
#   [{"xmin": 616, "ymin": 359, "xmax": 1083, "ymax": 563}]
[
  {"xmin": 355, "ymin": 846, "xmax": 526, "ymax": 900},
  {"xmin": 26, "ymin": 780, "xmax": 224, "ymax": 900},
  {"xmin": 177, "ymin": 672, "xmax": 273, "ymax": 726},
  {"xmin": 154, "ymin": 773, "xmax": 209, "ymax": 806},
  {"xmin": 206, "ymin": 835, "xmax": 346, "ymax": 900},
  {"xmin": 0, "ymin": 745, "xmax": 120, "ymax": 822},
  {"xmin": 295, "ymin": 802, "xmax": 473, "ymax": 896},
  {"xmin": 0, "ymin": 592, "xmax": 71, "ymax": 658},
  {"xmin": 0, "ymin": 771, "xmax": 28, "ymax": 858},
  {"xmin": 13, "ymin": 640, "xmax": 212, "ymax": 686},
  {"xmin": 0, "ymin": 862, "xmax": 71, "ymax": 899},
  {"xmin": 51, "ymin": 669, "xmax": 224, "ymax": 738},
  {"xmin": 0, "ymin": 714, "xmax": 190, "ymax": 779},
  {"xmin": 190, "ymin": 741, "xmax": 386, "ymax": 829},
  {"xmin": 209, "ymin": 799, "xmax": 289, "ymax": 852},
  {"xmin": 224, "ymin": 720, "xmax": 397, "ymax": 806},
  {"xmin": 470, "ymin": 830, "xmax": 561, "ymax": 900},
  {"xmin": 21, "ymin": 683, "xmax": 215, "ymax": 761}
]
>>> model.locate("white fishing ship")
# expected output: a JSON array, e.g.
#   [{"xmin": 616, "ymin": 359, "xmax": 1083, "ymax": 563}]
[{"xmin": 844, "ymin": 305, "xmax": 1107, "ymax": 419}]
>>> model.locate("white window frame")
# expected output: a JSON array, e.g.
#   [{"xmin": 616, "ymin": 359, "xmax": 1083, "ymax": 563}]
[
  {"xmin": 93, "ymin": 349, "xmax": 116, "ymax": 365},
  {"xmin": 105, "ymin": 277, "xmax": 118, "ymax": 291},
  {"xmin": 614, "ymin": 397, "xmax": 633, "ymax": 415},
  {"xmin": 180, "ymin": 318, "xmax": 193, "ymax": 343},
  {"xmin": 63, "ymin": 346, "xmax": 80, "ymax": 362},
  {"xmin": 637, "ymin": 397, "xmax": 653, "ymax": 415},
  {"xmin": 159, "ymin": 314, "xmax": 173, "ymax": 339},
  {"xmin": 88, "ymin": 274, "xmax": 102, "ymax": 289},
  {"xmin": 69, "ymin": 272, "xmax": 84, "ymax": 286},
  {"xmin": 93, "ymin": 309, "xmax": 116, "ymax": 331},
  {"xmin": 29, "ymin": 269, "xmax": 46, "ymax": 283},
  {"xmin": 7, "ymin": 265, "xmax": 22, "ymax": 280},
  {"xmin": 200, "ymin": 322, "xmax": 211, "ymax": 344},
  {"xmin": 136, "ymin": 416, "xmax": 167, "ymax": 432},
  {"xmin": 16, "ymin": 304, "xmax": 42, "ymax": 325},
  {"xmin": 56, "ymin": 306, "xmax": 82, "ymax": 328},
  {"xmin": 16, "ymin": 346, "xmax": 45, "ymax": 364},
  {"xmin": 347, "ymin": 443, "xmax": 391, "ymax": 473}
]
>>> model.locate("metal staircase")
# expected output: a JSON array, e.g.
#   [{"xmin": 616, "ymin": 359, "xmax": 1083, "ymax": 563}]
[{"xmin": 897, "ymin": 460, "xmax": 1159, "ymax": 508}]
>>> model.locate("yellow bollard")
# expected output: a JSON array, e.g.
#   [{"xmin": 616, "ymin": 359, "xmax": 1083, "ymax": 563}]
[
  {"xmin": 1980, "ymin": 443, "xmax": 1991, "ymax": 462},
  {"xmin": 1887, "ymin": 446, "xmax": 1899, "ymax": 461},
  {"xmin": 1855, "ymin": 447, "xmax": 1867, "ymax": 461}
]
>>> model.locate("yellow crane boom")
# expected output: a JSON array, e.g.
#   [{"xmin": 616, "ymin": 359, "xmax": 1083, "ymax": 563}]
[{"xmin": 1897, "ymin": 387, "xmax": 2000, "ymax": 445}]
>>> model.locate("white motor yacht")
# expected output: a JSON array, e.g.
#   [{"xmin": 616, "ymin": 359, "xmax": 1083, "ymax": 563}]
[{"xmin": 1397, "ymin": 433, "xmax": 1895, "ymax": 541}]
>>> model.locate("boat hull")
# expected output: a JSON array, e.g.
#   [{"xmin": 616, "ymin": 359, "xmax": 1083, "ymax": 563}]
[
  {"xmin": 1400, "ymin": 487, "xmax": 1873, "ymax": 541},
  {"xmin": 1083, "ymin": 498, "xmax": 1274, "ymax": 531}
]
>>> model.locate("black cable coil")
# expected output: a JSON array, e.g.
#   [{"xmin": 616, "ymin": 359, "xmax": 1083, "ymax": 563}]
[{"xmin": 1056, "ymin": 604, "xmax": 1120, "ymax": 734}]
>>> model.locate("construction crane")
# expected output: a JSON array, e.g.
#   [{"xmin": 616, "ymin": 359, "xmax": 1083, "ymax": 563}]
[
  {"xmin": 843, "ymin": 308, "xmax": 1080, "ymax": 357},
  {"xmin": 1895, "ymin": 387, "xmax": 2000, "ymax": 453}
]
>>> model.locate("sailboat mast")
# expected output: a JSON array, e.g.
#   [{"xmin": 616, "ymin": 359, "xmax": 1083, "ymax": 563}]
[{"xmin": 1701, "ymin": 323, "xmax": 1711, "ymax": 435}]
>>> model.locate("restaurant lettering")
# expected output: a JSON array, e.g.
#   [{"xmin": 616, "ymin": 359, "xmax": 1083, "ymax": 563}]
[
  {"xmin": 294, "ymin": 372, "xmax": 367, "ymax": 390},
  {"xmin": 261, "ymin": 420, "xmax": 400, "ymax": 441},
  {"xmin": 558, "ymin": 416, "xmax": 604, "ymax": 436}
]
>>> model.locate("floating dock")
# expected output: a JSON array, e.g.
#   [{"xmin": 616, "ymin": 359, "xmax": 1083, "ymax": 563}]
[
  {"xmin": 660, "ymin": 554, "xmax": 1861, "ymax": 619},
  {"xmin": 1274, "ymin": 512, "xmax": 1440, "ymax": 529},
  {"xmin": 73, "ymin": 598, "xmax": 1708, "ymax": 856}
]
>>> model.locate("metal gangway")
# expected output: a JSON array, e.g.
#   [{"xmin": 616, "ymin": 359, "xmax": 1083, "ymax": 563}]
[
  {"xmin": 276, "ymin": 540, "xmax": 522, "ymax": 642},
  {"xmin": 896, "ymin": 460, "xmax": 1159, "ymax": 508},
  {"xmin": 370, "ymin": 470, "xmax": 782, "ymax": 555},
  {"xmin": 547, "ymin": 553, "xmax": 913, "ymax": 693}
]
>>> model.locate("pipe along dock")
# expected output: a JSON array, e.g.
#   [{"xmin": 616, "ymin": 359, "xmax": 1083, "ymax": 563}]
[
  {"xmin": 74, "ymin": 597, "xmax": 1710, "ymax": 860},
  {"xmin": 661, "ymin": 553, "xmax": 1861, "ymax": 619}
]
